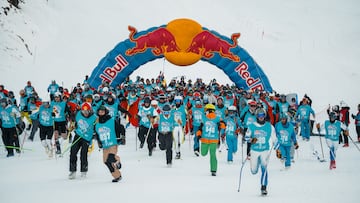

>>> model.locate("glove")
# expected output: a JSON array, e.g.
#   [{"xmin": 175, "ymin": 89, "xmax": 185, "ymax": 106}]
[
  {"xmin": 177, "ymin": 119, "xmax": 182, "ymax": 125},
  {"xmin": 343, "ymin": 130, "xmax": 349, "ymax": 136},
  {"xmin": 117, "ymin": 138, "xmax": 122, "ymax": 145},
  {"xmin": 316, "ymin": 123, "xmax": 320, "ymax": 130},
  {"xmin": 294, "ymin": 143, "xmax": 299, "ymax": 149},
  {"xmin": 251, "ymin": 137, "xmax": 257, "ymax": 144},
  {"xmin": 276, "ymin": 149, "xmax": 282, "ymax": 159},
  {"xmin": 196, "ymin": 130, "xmax": 202, "ymax": 137}
]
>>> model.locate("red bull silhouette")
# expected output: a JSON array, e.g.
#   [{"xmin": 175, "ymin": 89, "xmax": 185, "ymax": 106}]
[
  {"xmin": 126, "ymin": 26, "xmax": 180, "ymax": 56},
  {"xmin": 186, "ymin": 30, "xmax": 240, "ymax": 62}
]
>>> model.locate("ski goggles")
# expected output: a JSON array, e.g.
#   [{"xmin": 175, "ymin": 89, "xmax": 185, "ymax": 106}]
[{"xmin": 257, "ymin": 113, "xmax": 266, "ymax": 119}]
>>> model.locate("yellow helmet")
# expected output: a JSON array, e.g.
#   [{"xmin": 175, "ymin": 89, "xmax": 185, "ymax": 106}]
[{"xmin": 204, "ymin": 104, "xmax": 215, "ymax": 111}]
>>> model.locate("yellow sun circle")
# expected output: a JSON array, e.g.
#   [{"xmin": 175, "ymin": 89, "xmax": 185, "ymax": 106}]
[{"xmin": 164, "ymin": 18, "xmax": 203, "ymax": 66}]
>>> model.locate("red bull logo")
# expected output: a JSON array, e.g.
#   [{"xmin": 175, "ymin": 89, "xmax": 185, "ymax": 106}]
[
  {"xmin": 186, "ymin": 30, "xmax": 240, "ymax": 62},
  {"xmin": 126, "ymin": 26, "xmax": 180, "ymax": 56},
  {"xmin": 125, "ymin": 19, "xmax": 241, "ymax": 66}
]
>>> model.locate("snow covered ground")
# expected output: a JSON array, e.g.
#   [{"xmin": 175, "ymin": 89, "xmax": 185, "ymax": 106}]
[
  {"xmin": 1, "ymin": 126, "xmax": 359, "ymax": 203},
  {"xmin": 0, "ymin": 0, "xmax": 360, "ymax": 202}
]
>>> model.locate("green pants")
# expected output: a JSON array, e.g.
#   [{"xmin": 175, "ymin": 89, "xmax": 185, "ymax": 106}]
[{"xmin": 201, "ymin": 143, "xmax": 217, "ymax": 172}]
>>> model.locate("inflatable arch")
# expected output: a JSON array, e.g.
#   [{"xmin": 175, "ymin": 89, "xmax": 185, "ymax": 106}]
[{"xmin": 88, "ymin": 18, "xmax": 273, "ymax": 92}]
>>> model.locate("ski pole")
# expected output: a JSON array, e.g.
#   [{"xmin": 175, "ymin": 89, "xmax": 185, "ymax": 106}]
[
  {"xmin": 317, "ymin": 127, "xmax": 326, "ymax": 161},
  {"xmin": 237, "ymin": 155, "xmax": 249, "ymax": 192},
  {"xmin": 60, "ymin": 135, "xmax": 82, "ymax": 157},
  {"xmin": 19, "ymin": 130, "xmax": 29, "ymax": 156},
  {"xmin": 135, "ymin": 127, "xmax": 138, "ymax": 151},
  {"xmin": 144, "ymin": 123, "xmax": 153, "ymax": 145},
  {"xmin": 0, "ymin": 145, "xmax": 33, "ymax": 151},
  {"xmin": 12, "ymin": 116, "xmax": 23, "ymax": 156},
  {"xmin": 348, "ymin": 135, "xmax": 360, "ymax": 152}
]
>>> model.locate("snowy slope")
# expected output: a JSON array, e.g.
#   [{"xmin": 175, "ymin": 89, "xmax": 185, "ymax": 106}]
[
  {"xmin": 0, "ymin": 0, "xmax": 360, "ymax": 202},
  {"xmin": 1, "ymin": 126, "xmax": 359, "ymax": 203}
]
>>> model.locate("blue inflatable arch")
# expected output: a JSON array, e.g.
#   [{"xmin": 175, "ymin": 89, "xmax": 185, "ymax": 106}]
[{"xmin": 88, "ymin": 25, "xmax": 273, "ymax": 92}]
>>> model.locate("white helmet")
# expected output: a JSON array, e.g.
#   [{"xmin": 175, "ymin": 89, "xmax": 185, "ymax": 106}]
[
  {"xmin": 228, "ymin": 105, "xmax": 237, "ymax": 111},
  {"xmin": 54, "ymin": 92, "xmax": 62, "ymax": 98},
  {"xmin": 102, "ymin": 87, "xmax": 109, "ymax": 93},
  {"xmin": 151, "ymin": 100, "xmax": 158, "ymax": 106},
  {"xmin": 174, "ymin": 95, "xmax": 183, "ymax": 101}
]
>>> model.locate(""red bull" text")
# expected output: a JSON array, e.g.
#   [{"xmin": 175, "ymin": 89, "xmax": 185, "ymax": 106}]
[
  {"xmin": 234, "ymin": 62, "xmax": 264, "ymax": 91},
  {"xmin": 100, "ymin": 54, "xmax": 129, "ymax": 84}
]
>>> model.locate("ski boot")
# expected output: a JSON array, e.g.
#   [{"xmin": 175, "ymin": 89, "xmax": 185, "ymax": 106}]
[
  {"xmin": 261, "ymin": 185, "xmax": 268, "ymax": 196},
  {"xmin": 194, "ymin": 150, "xmax": 200, "ymax": 157},
  {"xmin": 330, "ymin": 160, "xmax": 336, "ymax": 169},
  {"xmin": 211, "ymin": 171, "xmax": 217, "ymax": 176},
  {"xmin": 68, "ymin": 172, "xmax": 76, "ymax": 180},
  {"xmin": 112, "ymin": 176, "xmax": 122, "ymax": 183},
  {"xmin": 175, "ymin": 152, "xmax": 181, "ymax": 159},
  {"xmin": 80, "ymin": 172, "xmax": 87, "ymax": 178}
]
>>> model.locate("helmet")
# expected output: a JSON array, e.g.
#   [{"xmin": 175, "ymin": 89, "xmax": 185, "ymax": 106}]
[
  {"xmin": 204, "ymin": 104, "xmax": 216, "ymax": 111},
  {"xmin": 81, "ymin": 102, "xmax": 92, "ymax": 111},
  {"xmin": 195, "ymin": 99, "xmax": 202, "ymax": 106},
  {"xmin": 332, "ymin": 105, "xmax": 339, "ymax": 112},
  {"xmin": 162, "ymin": 104, "xmax": 171, "ymax": 112},
  {"xmin": 329, "ymin": 112, "xmax": 337, "ymax": 121},
  {"xmin": 340, "ymin": 100, "xmax": 349, "ymax": 108},
  {"xmin": 248, "ymin": 100, "xmax": 257, "ymax": 107},
  {"xmin": 228, "ymin": 105, "xmax": 237, "ymax": 112},
  {"xmin": 255, "ymin": 108, "xmax": 267, "ymax": 119},
  {"xmin": 193, "ymin": 92, "xmax": 201, "ymax": 98},
  {"xmin": 102, "ymin": 87, "xmax": 109, "ymax": 93},
  {"xmin": 228, "ymin": 105, "xmax": 237, "ymax": 116},
  {"xmin": 54, "ymin": 92, "xmax": 62, "ymax": 98},
  {"xmin": 93, "ymin": 94, "xmax": 101, "ymax": 101},
  {"xmin": 174, "ymin": 95, "xmax": 183, "ymax": 102},
  {"xmin": 0, "ymin": 98, "xmax": 8, "ymax": 106},
  {"xmin": 159, "ymin": 94, "xmax": 166, "ymax": 100},
  {"xmin": 84, "ymin": 94, "xmax": 93, "ymax": 102},
  {"xmin": 279, "ymin": 112, "xmax": 288, "ymax": 120},
  {"xmin": 97, "ymin": 105, "xmax": 109, "ymax": 115},
  {"xmin": 151, "ymin": 100, "xmax": 158, "ymax": 106},
  {"xmin": 144, "ymin": 97, "xmax": 151, "ymax": 104}
]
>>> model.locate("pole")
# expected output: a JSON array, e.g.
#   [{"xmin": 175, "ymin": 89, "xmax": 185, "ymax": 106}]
[
  {"xmin": 12, "ymin": 116, "xmax": 23, "ymax": 156},
  {"xmin": 135, "ymin": 127, "xmax": 138, "ymax": 151},
  {"xmin": 19, "ymin": 130, "xmax": 29, "ymax": 156},
  {"xmin": 348, "ymin": 135, "xmax": 360, "ymax": 152},
  {"xmin": 60, "ymin": 136, "xmax": 82, "ymax": 157},
  {"xmin": 237, "ymin": 155, "xmax": 249, "ymax": 192},
  {"xmin": 0, "ymin": 145, "xmax": 33, "ymax": 151},
  {"xmin": 317, "ymin": 128, "xmax": 326, "ymax": 162}
]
